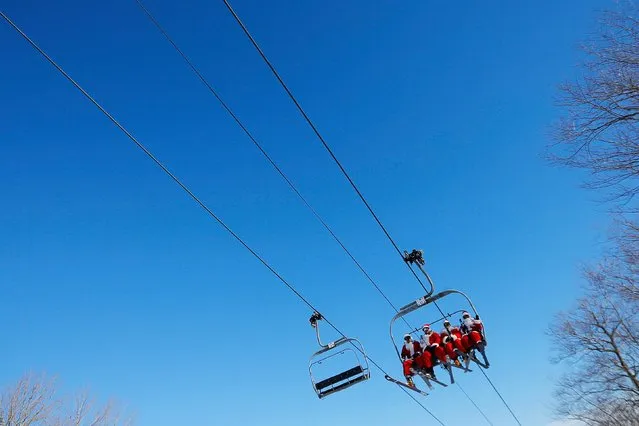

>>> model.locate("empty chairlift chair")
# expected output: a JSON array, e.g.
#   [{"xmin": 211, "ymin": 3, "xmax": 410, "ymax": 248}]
[{"xmin": 308, "ymin": 312, "xmax": 370, "ymax": 399}]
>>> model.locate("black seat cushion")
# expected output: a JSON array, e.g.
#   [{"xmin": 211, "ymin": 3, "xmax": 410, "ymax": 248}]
[
  {"xmin": 315, "ymin": 365, "xmax": 364, "ymax": 390},
  {"xmin": 318, "ymin": 373, "xmax": 368, "ymax": 398}
]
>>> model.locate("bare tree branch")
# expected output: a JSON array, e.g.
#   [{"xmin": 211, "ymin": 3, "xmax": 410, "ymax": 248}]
[
  {"xmin": 550, "ymin": 220, "xmax": 639, "ymax": 425},
  {"xmin": 0, "ymin": 374, "xmax": 132, "ymax": 426},
  {"xmin": 549, "ymin": 2, "xmax": 639, "ymax": 210}
]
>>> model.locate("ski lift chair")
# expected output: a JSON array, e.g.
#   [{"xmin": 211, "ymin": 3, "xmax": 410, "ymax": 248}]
[{"xmin": 308, "ymin": 312, "xmax": 370, "ymax": 399}]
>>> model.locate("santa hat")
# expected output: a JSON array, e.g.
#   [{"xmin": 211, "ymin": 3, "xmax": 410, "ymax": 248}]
[
  {"xmin": 462, "ymin": 311, "xmax": 470, "ymax": 317},
  {"xmin": 404, "ymin": 333, "xmax": 412, "ymax": 339},
  {"xmin": 422, "ymin": 324, "xmax": 431, "ymax": 330}
]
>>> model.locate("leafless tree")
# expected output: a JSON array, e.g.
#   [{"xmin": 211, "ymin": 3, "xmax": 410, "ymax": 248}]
[
  {"xmin": 608, "ymin": 217, "xmax": 639, "ymax": 301},
  {"xmin": 550, "ymin": 2, "xmax": 639, "ymax": 208},
  {"xmin": 0, "ymin": 374, "xmax": 133, "ymax": 426},
  {"xmin": 550, "ymin": 221, "xmax": 639, "ymax": 425}
]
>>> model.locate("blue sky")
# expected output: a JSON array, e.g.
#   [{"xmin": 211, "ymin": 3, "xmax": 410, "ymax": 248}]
[{"xmin": 1, "ymin": 1, "xmax": 611, "ymax": 424}]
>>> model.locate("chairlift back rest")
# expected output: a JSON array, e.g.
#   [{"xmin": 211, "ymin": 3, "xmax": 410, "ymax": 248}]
[{"xmin": 315, "ymin": 365, "xmax": 365, "ymax": 390}]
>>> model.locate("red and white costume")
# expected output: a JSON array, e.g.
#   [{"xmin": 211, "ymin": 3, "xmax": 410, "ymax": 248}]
[
  {"xmin": 401, "ymin": 340, "xmax": 421, "ymax": 359},
  {"xmin": 401, "ymin": 339, "xmax": 424, "ymax": 377},
  {"xmin": 461, "ymin": 313, "xmax": 484, "ymax": 349},
  {"xmin": 446, "ymin": 325, "xmax": 469, "ymax": 353},
  {"xmin": 421, "ymin": 329, "xmax": 447, "ymax": 364},
  {"xmin": 440, "ymin": 325, "xmax": 462, "ymax": 360}
]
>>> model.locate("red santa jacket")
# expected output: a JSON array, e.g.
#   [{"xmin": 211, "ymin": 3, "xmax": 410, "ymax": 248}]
[
  {"xmin": 421, "ymin": 331, "xmax": 442, "ymax": 348},
  {"xmin": 462, "ymin": 318, "xmax": 483, "ymax": 333},
  {"xmin": 401, "ymin": 341, "xmax": 422, "ymax": 360},
  {"xmin": 445, "ymin": 326, "xmax": 463, "ymax": 340},
  {"xmin": 440, "ymin": 327, "xmax": 460, "ymax": 343}
]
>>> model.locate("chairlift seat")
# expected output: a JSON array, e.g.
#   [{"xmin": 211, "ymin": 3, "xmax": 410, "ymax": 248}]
[
  {"xmin": 315, "ymin": 365, "xmax": 365, "ymax": 390},
  {"xmin": 315, "ymin": 366, "xmax": 369, "ymax": 398}
]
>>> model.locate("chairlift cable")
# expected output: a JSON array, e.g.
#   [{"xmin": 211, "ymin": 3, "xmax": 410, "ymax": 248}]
[
  {"xmin": 218, "ymin": 2, "xmax": 521, "ymax": 424},
  {"xmin": 130, "ymin": 7, "xmax": 483, "ymax": 423},
  {"xmin": 219, "ymin": 0, "xmax": 432, "ymax": 294},
  {"xmin": 477, "ymin": 366, "xmax": 522, "ymax": 425},
  {"xmin": 400, "ymin": 387, "xmax": 447, "ymax": 423},
  {"xmin": 133, "ymin": 0, "xmax": 415, "ymax": 332},
  {"xmin": 129, "ymin": 8, "xmax": 490, "ymax": 422},
  {"xmin": 455, "ymin": 383, "xmax": 493, "ymax": 426},
  {"xmin": 0, "ymin": 11, "xmax": 446, "ymax": 424}
]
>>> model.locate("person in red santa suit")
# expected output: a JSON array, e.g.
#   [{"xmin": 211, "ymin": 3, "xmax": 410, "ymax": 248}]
[
  {"xmin": 420, "ymin": 324, "xmax": 448, "ymax": 365},
  {"xmin": 460, "ymin": 311, "xmax": 490, "ymax": 367},
  {"xmin": 401, "ymin": 334, "xmax": 423, "ymax": 387},
  {"xmin": 443, "ymin": 319, "xmax": 467, "ymax": 353},
  {"xmin": 440, "ymin": 320, "xmax": 463, "ymax": 367},
  {"xmin": 460, "ymin": 312, "xmax": 483, "ymax": 347}
]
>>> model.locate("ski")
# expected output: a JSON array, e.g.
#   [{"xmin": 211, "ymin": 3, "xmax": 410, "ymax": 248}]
[
  {"xmin": 442, "ymin": 363, "xmax": 455, "ymax": 384},
  {"xmin": 468, "ymin": 352, "xmax": 489, "ymax": 369},
  {"xmin": 451, "ymin": 362, "xmax": 472, "ymax": 373},
  {"xmin": 384, "ymin": 375, "xmax": 429, "ymax": 396},
  {"xmin": 415, "ymin": 370, "xmax": 448, "ymax": 387}
]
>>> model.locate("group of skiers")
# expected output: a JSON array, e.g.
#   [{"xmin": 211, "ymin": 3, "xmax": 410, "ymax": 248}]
[{"xmin": 401, "ymin": 311, "xmax": 488, "ymax": 387}]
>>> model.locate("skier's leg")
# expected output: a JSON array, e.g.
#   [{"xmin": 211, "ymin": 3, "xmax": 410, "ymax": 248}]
[
  {"xmin": 434, "ymin": 346, "xmax": 447, "ymax": 364},
  {"xmin": 403, "ymin": 359, "xmax": 414, "ymax": 378},
  {"xmin": 420, "ymin": 351, "xmax": 436, "ymax": 378},
  {"xmin": 461, "ymin": 335, "xmax": 471, "ymax": 352},
  {"xmin": 475, "ymin": 341, "xmax": 490, "ymax": 367}
]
